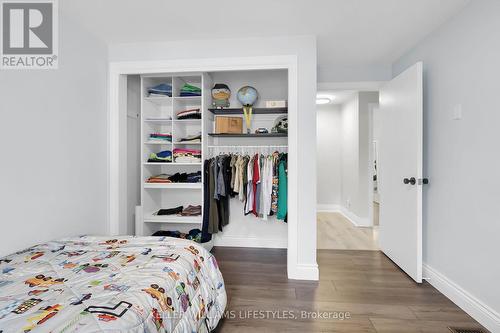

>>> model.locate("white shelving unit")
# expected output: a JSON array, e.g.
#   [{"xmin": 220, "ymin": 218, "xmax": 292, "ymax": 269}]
[
  {"xmin": 143, "ymin": 183, "xmax": 202, "ymax": 189},
  {"xmin": 137, "ymin": 73, "xmax": 213, "ymax": 250},
  {"xmin": 135, "ymin": 69, "xmax": 289, "ymax": 250}
]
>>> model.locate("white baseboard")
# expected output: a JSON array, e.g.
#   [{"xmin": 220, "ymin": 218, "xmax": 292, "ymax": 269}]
[
  {"xmin": 339, "ymin": 207, "xmax": 371, "ymax": 227},
  {"xmin": 424, "ymin": 264, "xmax": 500, "ymax": 332},
  {"xmin": 317, "ymin": 203, "xmax": 371, "ymax": 227},
  {"xmin": 213, "ymin": 235, "xmax": 287, "ymax": 249},
  {"xmin": 288, "ymin": 263, "xmax": 319, "ymax": 281},
  {"xmin": 317, "ymin": 204, "xmax": 341, "ymax": 212}
]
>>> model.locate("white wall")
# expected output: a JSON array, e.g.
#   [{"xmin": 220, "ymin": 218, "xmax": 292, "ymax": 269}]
[
  {"xmin": 208, "ymin": 70, "xmax": 289, "ymax": 248},
  {"xmin": 0, "ymin": 8, "xmax": 108, "ymax": 256},
  {"xmin": 126, "ymin": 75, "xmax": 141, "ymax": 235},
  {"xmin": 316, "ymin": 104, "xmax": 342, "ymax": 209},
  {"xmin": 358, "ymin": 92, "xmax": 379, "ymax": 219},
  {"xmin": 337, "ymin": 92, "xmax": 378, "ymax": 225},
  {"xmin": 393, "ymin": 1, "xmax": 500, "ymax": 330},
  {"xmin": 210, "ymin": 70, "xmax": 288, "ymax": 109},
  {"xmin": 340, "ymin": 95, "xmax": 360, "ymax": 216},
  {"xmin": 109, "ymin": 35, "xmax": 318, "ymax": 279}
]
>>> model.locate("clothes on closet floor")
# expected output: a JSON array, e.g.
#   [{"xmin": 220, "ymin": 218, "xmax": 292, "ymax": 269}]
[
  {"xmin": 179, "ymin": 83, "xmax": 201, "ymax": 97},
  {"xmin": 202, "ymin": 152, "xmax": 288, "ymax": 237},
  {"xmin": 152, "ymin": 229, "xmax": 202, "ymax": 243},
  {"xmin": 147, "ymin": 83, "xmax": 172, "ymax": 97},
  {"xmin": 179, "ymin": 133, "xmax": 202, "ymax": 143},
  {"xmin": 177, "ymin": 108, "xmax": 201, "ymax": 120},
  {"xmin": 154, "ymin": 205, "xmax": 202, "ymax": 217},
  {"xmin": 148, "ymin": 132, "xmax": 172, "ymax": 143},
  {"xmin": 173, "ymin": 148, "xmax": 202, "ymax": 163},
  {"xmin": 148, "ymin": 150, "xmax": 172, "ymax": 163},
  {"xmin": 146, "ymin": 171, "xmax": 201, "ymax": 184}
]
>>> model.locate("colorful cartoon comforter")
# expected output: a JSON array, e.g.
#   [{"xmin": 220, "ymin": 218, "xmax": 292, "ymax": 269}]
[{"xmin": 0, "ymin": 236, "xmax": 226, "ymax": 332}]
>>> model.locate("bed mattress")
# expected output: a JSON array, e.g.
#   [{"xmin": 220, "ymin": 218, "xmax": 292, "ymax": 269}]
[{"xmin": 0, "ymin": 236, "xmax": 226, "ymax": 332}]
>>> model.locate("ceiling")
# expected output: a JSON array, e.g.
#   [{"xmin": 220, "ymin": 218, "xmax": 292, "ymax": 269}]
[{"xmin": 63, "ymin": 0, "xmax": 470, "ymax": 81}]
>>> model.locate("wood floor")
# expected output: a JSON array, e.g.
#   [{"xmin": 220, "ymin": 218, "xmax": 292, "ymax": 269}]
[
  {"xmin": 317, "ymin": 212, "xmax": 379, "ymax": 250},
  {"xmin": 212, "ymin": 247, "xmax": 487, "ymax": 333}
]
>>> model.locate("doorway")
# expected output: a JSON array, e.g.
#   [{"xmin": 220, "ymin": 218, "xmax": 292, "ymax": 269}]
[{"xmin": 316, "ymin": 90, "xmax": 379, "ymax": 250}]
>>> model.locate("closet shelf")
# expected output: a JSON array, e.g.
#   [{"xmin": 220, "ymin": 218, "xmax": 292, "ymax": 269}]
[
  {"xmin": 173, "ymin": 142, "xmax": 202, "ymax": 145},
  {"xmin": 144, "ymin": 183, "xmax": 202, "ymax": 189},
  {"xmin": 144, "ymin": 119, "xmax": 172, "ymax": 123},
  {"xmin": 174, "ymin": 96, "xmax": 201, "ymax": 101},
  {"xmin": 208, "ymin": 133, "xmax": 287, "ymax": 138},
  {"xmin": 145, "ymin": 141, "xmax": 173, "ymax": 145},
  {"xmin": 143, "ymin": 162, "xmax": 202, "ymax": 166},
  {"xmin": 173, "ymin": 119, "xmax": 201, "ymax": 124},
  {"xmin": 143, "ymin": 214, "xmax": 202, "ymax": 224},
  {"xmin": 144, "ymin": 96, "xmax": 172, "ymax": 105},
  {"xmin": 208, "ymin": 107, "xmax": 287, "ymax": 115}
]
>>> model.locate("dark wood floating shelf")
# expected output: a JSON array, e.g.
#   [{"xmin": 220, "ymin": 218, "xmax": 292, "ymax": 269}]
[
  {"xmin": 208, "ymin": 133, "xmax": 288, "ymax": 138},
  {"xmin": 208, "ymin": 107, "xmax": 287, "ymax": 115}
]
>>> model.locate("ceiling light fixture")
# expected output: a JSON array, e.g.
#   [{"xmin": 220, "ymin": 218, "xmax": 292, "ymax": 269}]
[{"xmin": 316, "ymin": 97, "xmax": 331, "ymax": 105}]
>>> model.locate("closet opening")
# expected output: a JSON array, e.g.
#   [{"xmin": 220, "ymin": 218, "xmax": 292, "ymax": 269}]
[
  {"xmin": 124, "ymin": 69, "xmax": 289, "ymax": 252},
  {"xmin": 316, "ymin": 90, "xmax": 380, "ymax": 251}
]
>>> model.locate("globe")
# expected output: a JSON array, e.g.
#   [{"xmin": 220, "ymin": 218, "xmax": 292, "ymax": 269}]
[{"xmin": 237, "ymin": 86, "xmax": 258, "ymax": 106}]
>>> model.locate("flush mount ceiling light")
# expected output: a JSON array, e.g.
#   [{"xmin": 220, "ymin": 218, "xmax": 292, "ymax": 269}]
[
  {"xmin": 316, "ymin": 95, "xmax": 335, "ymax": 105},
  {"xmin": 316, "ymin": 97, "xmax": 332, "ymax": 105}
]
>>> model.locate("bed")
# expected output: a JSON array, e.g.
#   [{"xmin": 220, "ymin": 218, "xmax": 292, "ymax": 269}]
[{"xmin": 0, "ymin": 236, "xmax": 226, "ymax": 332}]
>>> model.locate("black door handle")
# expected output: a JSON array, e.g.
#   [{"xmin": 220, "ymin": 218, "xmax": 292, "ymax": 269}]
[{"xmin": 403, "ymin": 177, "xmax": 416, "ymax": 185}]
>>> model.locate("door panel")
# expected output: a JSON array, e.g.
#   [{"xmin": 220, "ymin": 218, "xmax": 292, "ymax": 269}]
[{"xmin": 378, "ymin": 62, "xmax": 423, "ymax": 283}]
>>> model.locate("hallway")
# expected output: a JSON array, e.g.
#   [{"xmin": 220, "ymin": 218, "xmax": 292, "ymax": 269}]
[{"xmin": 317, "ymin": 212, "xmax": 379, "ymax": 250}]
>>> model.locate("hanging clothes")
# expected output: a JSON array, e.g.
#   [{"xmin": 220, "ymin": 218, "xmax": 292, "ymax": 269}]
[
  {"xmin": 271, "ymin": 152, "xmax": 280, "ymax": 215},
  {"xmin": 277, "ymin": 154, "xmax": 288, "ymax": 221},
  {"xmin": 260, "ymin": 155, "xmax": 274, "ymax": 220},
  {"xmin": 202, "ymin": 151, "xmax": 288, "ymax": 235},
  {"xmin": 252, "ymin": 154, "xmax": 261, "ymax": 217}
]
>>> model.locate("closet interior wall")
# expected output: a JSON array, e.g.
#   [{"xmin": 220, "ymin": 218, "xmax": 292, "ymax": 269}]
[
  {"xmin": 128, "ymin": 69, "xmax": 289, "ymax": 249},
  {"xmin": 126, "ymin": 75, "xmax": 141, "ymax": 236},
  {"xmin": 207, "ymin": 69, "xmax": 288, "ymax": 248}
]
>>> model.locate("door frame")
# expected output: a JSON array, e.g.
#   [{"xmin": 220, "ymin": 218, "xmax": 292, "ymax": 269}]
[
  {"xmin": 367, "ymin": 102, "xmax": 378, "ymax": 228},
  {"xmin": 108, "ymin": 55, "xmax": 308, "ymax": 278},
  {"xmin": 317, "ymin": 81, "xmax": 385, "ymax": 228}
]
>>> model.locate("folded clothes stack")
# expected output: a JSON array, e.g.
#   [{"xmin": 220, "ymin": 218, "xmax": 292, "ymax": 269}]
[
  {"xmin": 179, "ymin": 83, "xmax": 201, "ymax": 97},
  {"xmin": 152, "ymin": 229, "xmax": 202, "ymax": 243},
  {"xmin": 177, "ymin": 108, "xmax": 201, "ymax": 120},
  {"xmin": 148, "ymin": 83, "xmax": 172, "ymax": 97},
  {"xmin": 181, "ymin": 205, "xmax": 202, "ymax": 216},
  {"xmin": 170, "ymin": 171, "xmax": 202, "ymax": 183},
  {"xmin": 148, "ymin": 132, "xmax": 172, "ymax": 142},
  {"xmin": 145, "ymin": 174, "xmax": 172, "ymax": 183},
  {"xmin": 179, "ymin": 133, "xmax": 202, "ymax": 143},
  {"xmin": 147, "ymin": 150, "xmax": 172, "ymax": 163},
  {"xmin": 155, "ymin": 206, "xmax": 183, "ymax": 215},
  {"xmin": 146, "ymin": 171, "xmax": 201, "ymax": 184},
  {"xmin": 173, "ymin": 148, "xmax": 202, "ymax": 163},
  {"xmin": 154, "ymin": 205, "xmax": 202, "ymax": 217}
]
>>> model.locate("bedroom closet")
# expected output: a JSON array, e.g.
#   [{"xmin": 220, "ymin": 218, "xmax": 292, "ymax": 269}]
[{"xmin": 127, "ymin": 69, "xmax": 289, "ymax": 250}]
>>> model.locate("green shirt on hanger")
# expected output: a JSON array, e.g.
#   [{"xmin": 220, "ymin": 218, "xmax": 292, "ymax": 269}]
[{"xmin": 277, "ymin": 160, "xmax": 287, "ymax": 220}]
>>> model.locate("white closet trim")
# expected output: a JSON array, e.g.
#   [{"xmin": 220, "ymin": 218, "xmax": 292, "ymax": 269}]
[{"xmin": 107, "ymin": 55, "xmax": 318, "ymax": 280}]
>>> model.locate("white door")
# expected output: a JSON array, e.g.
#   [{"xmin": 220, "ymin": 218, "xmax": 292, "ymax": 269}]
[{"xmin": 378, "ymin": 62, "xmax": 423, "ymax": 283}]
